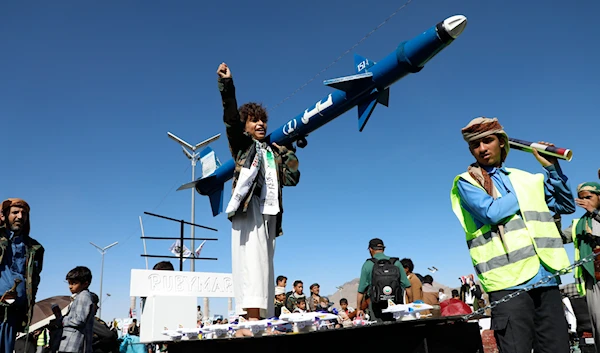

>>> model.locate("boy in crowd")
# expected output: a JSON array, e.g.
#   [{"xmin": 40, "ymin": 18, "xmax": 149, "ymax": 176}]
[
  {"xmin": 274, "ymin": 287, "xmax": 286, "ymax": 317},
  {"xmin": 53, "ymin": 266, "xmax": 97, "ymax": 353},
  {"xmin": 292, "ymin": 298, "xmax": 307, "ymax": 313}
]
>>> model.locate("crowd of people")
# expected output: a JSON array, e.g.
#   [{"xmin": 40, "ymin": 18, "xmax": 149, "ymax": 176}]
[
  {"xmin": 218, "ymin": 61, "xmax": 599, "ymax": 353},
  {"xmin": 0, "ymin": 62, "xmax": 597, "ymax": 353}
]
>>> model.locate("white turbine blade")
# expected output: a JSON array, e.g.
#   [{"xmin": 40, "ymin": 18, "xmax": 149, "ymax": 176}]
[
  {"xmin": 182, "ymin": 146, "xmax": 193, "ymax": 159},
  {"xmin": 104, "ymin": 241, "xmax": 118, "ymax": 250},
  {"xmin": 167, "ymin": 132, "xmax": 194, "ymax": 150},
  {"xmin": 193, "ymin": 134, "xmax": 221, "ymax": 151}
]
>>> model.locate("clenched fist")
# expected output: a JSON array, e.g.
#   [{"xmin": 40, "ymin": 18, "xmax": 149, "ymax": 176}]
[{"xmin": 217, "ymin": 62, "xmax": 232, "ymax": 79}]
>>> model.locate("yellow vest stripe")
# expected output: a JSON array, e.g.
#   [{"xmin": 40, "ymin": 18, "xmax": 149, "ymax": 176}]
[
  {"xmin": 466, "ymin": 212, "xmax": 557, "ymax": 249},
  {"xmin": 522, "ymin": 211, "xmax": 554, "ymax": 222},
  {"xmin": 533, "ymin": 237, "xmax": 564, "ymax": 249},
  {"xmin": 474, "ymin": 245, "xmax": 537, "ymax": 275},
  {"xmin": 451, "ymin": 167, "xmax": 571, "ymax": 292}
]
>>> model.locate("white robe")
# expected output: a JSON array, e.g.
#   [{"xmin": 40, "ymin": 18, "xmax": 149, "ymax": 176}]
[{"xmin": 230, "ymin": 165, "xmax": 277, "ymax": 318}]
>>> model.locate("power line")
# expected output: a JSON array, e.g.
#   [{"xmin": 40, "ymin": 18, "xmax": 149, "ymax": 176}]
[
  {"xmin": 268, "ymin": 0, "xmax": 414, "ymax": 111},
  {"xmin": 119, "ymin": 164, "xmax": 190, "ymax": 246},
  {"xmin": 116, "ymin": 0, "xmax": 415, "ymax": 248}
]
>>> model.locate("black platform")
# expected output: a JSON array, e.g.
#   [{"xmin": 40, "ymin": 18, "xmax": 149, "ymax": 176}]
[{"xmin": 167, "ymin": 316, "xmax": 484, "ymax": 353}]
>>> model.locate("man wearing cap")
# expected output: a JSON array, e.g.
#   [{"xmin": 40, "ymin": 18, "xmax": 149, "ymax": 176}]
[
  {"xmin": 450, "ymin": 117, "xmax": 575, "ymax": 353},
  {"xmin": 308, "ymin": 283, "xmax": 320, "ymax": 312},
  {"xmin": 556, "ymin": 181, "xmax": 600, "ymax": 350},
  {"xmin": 356, "ymin": 238, "xmax": 410, "ymax": 322},
  {"xmin": 0, "ymin": 198, "xmax": 44, "ymax": 353}
]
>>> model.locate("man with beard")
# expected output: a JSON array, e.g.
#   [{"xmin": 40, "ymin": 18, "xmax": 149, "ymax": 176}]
[{"xmin": 0, "ymin": 199, "xmax": 44, "ymax": 353}]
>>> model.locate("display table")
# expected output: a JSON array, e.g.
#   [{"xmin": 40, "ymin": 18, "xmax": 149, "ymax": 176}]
[{"xmin": 165, "ymin": 316, "xmax": 484, "ymax": 353}]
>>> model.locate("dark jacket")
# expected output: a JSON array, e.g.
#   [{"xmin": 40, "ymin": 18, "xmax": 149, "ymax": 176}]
[
  {"xmin": 218, "ymin": 77, "xmax": 300, "ymax": 236},
  {"xmin": 0, "ymin": 225, "xmax": 44, "ymax": 333}
]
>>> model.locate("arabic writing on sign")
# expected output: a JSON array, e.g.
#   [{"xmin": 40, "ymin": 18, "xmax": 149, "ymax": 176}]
[{"xmin": 147, "ymin": 273, "xmax": 233, "ymax": 294}]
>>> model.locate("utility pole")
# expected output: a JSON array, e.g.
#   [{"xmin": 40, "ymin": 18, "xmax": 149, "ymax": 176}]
[
  {"xmin": 90, "ymin": 241, "xmax": 118, "ymax": 319},
  {"xmin": 167, "ymin": 132, "xmax": 220, "ymax": 272}
]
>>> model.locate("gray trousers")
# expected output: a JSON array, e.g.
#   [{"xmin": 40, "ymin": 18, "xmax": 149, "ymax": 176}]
[{"xmin": 586, "ymin": 279, "xmax": 600, "ymax": 351}]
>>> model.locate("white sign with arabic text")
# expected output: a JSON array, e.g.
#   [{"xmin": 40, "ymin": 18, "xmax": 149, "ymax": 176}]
[{"xmin": 130, "ymin": 269, "xmax": 234, "ymax": 297}]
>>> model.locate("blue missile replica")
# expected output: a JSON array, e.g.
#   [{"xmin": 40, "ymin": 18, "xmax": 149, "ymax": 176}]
[{"xmin": 178, "ymin": 15, "xmax": 468, "ymax": 216}]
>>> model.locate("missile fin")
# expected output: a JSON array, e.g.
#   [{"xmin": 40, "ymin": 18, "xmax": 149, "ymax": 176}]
[
  {"xmin": 199, "ymin": 147, "xmax": 221, "ymax": 178},
  {"xmin": 354, "ymin": 53, "xmax": 376, "ymax": 74},
  {"xmin": 377, "ymin": 88, "xmax": 390, "ymax": 107},
  {"xmin": 358, "ymin": 97, "xmax": 378, "ymax": 132},
  {"xmin": 177, "ymin": 179, "xmax": 199, "ymax": 191},
  {"xmin": 208, "ymin": 183, "xmax": 224, "ymax": 216},
  {"xmin": 323, "ymin": 72, "xmax": 373, "ymax": 92}
]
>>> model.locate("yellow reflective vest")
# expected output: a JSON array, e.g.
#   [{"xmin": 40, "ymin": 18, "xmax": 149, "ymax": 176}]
[
  {"xmin": 37, "ymin": 328, "xmax": 48, "ymax": 346},
  {"xmin": 450, "ymin": 168, "xmax": 571, "ymax": 292}
]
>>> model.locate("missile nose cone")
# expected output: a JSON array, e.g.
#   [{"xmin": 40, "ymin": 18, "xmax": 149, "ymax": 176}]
[{"xmin": 442, "ymin": 15, "xmax": 467, "ymax": 39}]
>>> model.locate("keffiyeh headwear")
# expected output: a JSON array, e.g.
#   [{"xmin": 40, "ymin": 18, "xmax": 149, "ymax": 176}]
[
  {"xmin": 577, "ymin": 182, "xmax": 600, "ymax": 195},
  {"xmin": 1, "ymin": 198, "xmax": 30, "ymax": 213},
  {"xmin": 1, "ymin": 198, "xmax": 31, "ymax": 235},
  {"xmin": 461, "ymin": 117, "xmax": 510, "ymax": 162},
  {"xmin": 460, "ymin": 117, "xmax": 511, "ymax": 197},
  {"xmin": 461, "ymin": 118, "xmax": 510, "ymax": 244}
]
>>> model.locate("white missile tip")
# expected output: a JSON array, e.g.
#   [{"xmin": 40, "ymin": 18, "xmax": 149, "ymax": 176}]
[{"xmin": 443, "ymin": 15, "xmax": 467, "ymax": 39}]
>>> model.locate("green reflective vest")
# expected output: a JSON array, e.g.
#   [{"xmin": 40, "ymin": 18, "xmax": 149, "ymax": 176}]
[
  {"xmin": 570, "ymin": 218, "xmax": 598, "ymax": 297},
  {"xmin": 450, "ymin": 168, "xmax": 571, "ymax": 292}
]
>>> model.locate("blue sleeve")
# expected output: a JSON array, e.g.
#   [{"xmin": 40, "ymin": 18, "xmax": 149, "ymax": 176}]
[
  {"xmin": 456, "ymin": 178, "xmax": 520, "ymax": 225},
  {"xmin": 543, "ymin": 164, "xmax": 576, "ymax": 215}
]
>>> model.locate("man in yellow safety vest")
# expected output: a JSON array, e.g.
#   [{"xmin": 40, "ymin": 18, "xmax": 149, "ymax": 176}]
[{"xmin": 450, "ymin": 117, "xmax": 576, "ymax": 353}]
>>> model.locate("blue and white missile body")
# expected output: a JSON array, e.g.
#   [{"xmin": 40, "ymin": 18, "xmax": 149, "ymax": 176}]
[{"xmin": 178, "ymin": 15, "xmax": 468, "ymax": 216}]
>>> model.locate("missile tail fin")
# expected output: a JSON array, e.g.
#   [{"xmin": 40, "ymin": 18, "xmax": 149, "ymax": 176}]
[
  {"xmin": 358, "ymin": 97, "xmax": 378, "ymax": 132},
  {"xmin": 180, "ymin": 174, "xmax": 224, "ymax": 216},
  {"xmin": 323, "ymin": 72, "xmax": 372, "ymax": 92},
  {"xmin": 377, "ymin": 88, "xmax": 390, "ymax": 107},
  {"xmin": 177, "ymin": 147, "xmax": 222, "ymax": 192},
  {"xmin": 208, "ymin": 183, "xmax": 224, "ymax": 217},
  {"xmin": 324, "ymin": 54, "xmax": 376, "ymax": 92},
  {"xmin": 199, "ymin": 146, "xmax": 222, "ymax": 178},
  {"xmin": 354, "ymin": 53, "xmax": 376, "ymax": 74},
  {"xmin": 177, "ymin": 180, "xmax": 199, "ymax": 191}
]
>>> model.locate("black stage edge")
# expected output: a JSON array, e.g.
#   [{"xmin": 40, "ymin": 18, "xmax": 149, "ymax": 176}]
[{"xmin": 167, "ymin": 317, "xmax": 484, "ymax": 353}]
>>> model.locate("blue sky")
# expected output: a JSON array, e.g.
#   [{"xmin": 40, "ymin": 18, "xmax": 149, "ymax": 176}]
[{"xmin": 2, "ymin": 1, "xmax": 599, "ymax": 321}]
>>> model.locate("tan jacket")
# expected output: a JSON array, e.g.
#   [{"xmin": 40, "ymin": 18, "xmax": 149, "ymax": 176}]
[{"xmin": 404, "ymin": 274, "xmax": 423, "ymax": 303}]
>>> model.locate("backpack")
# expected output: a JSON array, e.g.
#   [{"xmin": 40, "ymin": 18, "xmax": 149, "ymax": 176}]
[
  {"xmin": 368, "ymin": 257, "xmax": 402, "ymax": 305},
  {"xmin": 92, "ymin": 318, "xmax": 119, "ymax": 353}
]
